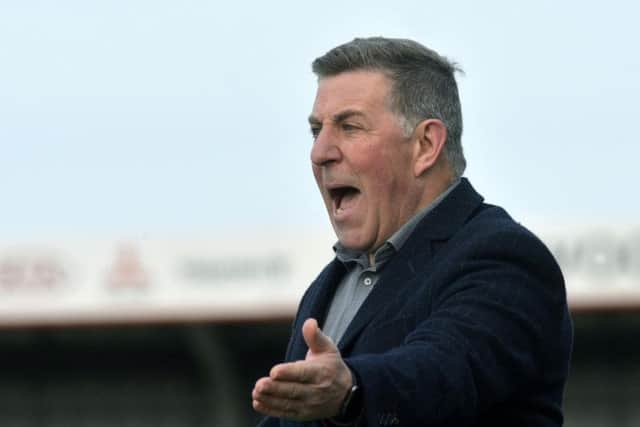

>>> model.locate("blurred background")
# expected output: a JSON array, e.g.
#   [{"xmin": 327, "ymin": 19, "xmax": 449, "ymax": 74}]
[{"xmin": 1, "ymin": 0, "xmax": 639, "ymax": 426}]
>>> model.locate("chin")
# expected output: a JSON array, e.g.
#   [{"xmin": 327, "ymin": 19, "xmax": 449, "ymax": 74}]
[{"xmin": 335, "ymin": 231, "xmax": 373, "ymax": 252}]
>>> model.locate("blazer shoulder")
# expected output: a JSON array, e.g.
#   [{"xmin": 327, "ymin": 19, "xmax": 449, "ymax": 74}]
[
  {"xmin": 464, "ymin": 203, "xmax": 550, "ymax": 248},
  {"xmin": 453, "ymin": 203, "xmax": 564, "ymax": 284}
]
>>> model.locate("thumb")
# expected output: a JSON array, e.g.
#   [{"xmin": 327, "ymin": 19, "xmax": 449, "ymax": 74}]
[{"xmin": 302, "ymin": 318, "xmax": 337, "ymax": 355}]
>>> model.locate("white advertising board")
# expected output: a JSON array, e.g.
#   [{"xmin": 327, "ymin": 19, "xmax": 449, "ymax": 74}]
[
  {"xmin": 1, "ymin": 225, "xmax": 639, "ymax": 327},
  {"xmin": 0, "ymin": 230, "xmax": 335, "ymax": 327}
]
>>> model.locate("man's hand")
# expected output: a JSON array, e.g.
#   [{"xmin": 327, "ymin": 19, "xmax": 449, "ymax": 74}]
[{"xmin": 252, "ymin": 318, "xmax": 353, "ymax": 421}]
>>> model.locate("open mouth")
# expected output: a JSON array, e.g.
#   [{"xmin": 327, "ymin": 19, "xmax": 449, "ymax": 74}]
[{"xmin": 328, "ymin": 186, "xmax": 361, "ymax": 212}]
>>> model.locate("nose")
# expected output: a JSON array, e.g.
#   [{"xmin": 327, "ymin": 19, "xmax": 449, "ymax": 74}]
[{"xmin": 310, "ymin": 127, "xmax": 341, "ymax": 166}]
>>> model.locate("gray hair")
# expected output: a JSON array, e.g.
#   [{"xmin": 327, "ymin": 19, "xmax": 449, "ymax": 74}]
[{"xmin": 312, "ymin": 37, "xmax": 466, "ymax": 178}]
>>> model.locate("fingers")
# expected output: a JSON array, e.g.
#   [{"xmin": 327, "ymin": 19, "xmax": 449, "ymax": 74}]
[
  {"xmin": 252, "ymin": 377, "xmax": 308, "ymax": 421},
  {"xmin": 302, "ymin": 318, "xmax": 337, "ymax": 355},
  {"xmin": 254, "ymin": 376, "xmax": 307, "ymax": 400},
  {"xmin": 270, "ymin": 360, "xmax": 313, "ymax": 383},
  {"xmin": 252, "ymin": 395, "xmax": 298, "ymax": 420}
]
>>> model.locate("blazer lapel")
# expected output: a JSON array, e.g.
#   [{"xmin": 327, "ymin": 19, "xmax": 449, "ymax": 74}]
[
  {"xmin": 308, "ymin": 258, "xmax": 347, "ymax": 326},
  {"xmin": 337, "ymin": 178, "xmax": 484, "ymax": 353},
  {"xmin": 288, "ymin": 258, "xmax": 347, "ymax": 361}
]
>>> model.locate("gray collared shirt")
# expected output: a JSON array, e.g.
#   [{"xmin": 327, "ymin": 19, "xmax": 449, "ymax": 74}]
[{"xmin": 322, "ymin": 180, "xmax": 460, "ymax": 344}]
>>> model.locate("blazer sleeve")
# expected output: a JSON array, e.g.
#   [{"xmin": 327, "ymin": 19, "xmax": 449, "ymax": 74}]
[
  {"xmin": 345, "ymin": 228, "xmax": 572, "ymax": 426},
  {"xmin": 256, "ymin": 416, "xmax": 280, "ymax": 427}
]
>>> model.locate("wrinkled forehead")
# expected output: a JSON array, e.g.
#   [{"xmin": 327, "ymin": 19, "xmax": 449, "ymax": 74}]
[{"xmin": 311, "ymin": 70, "xmax": 394, "ymax": 118}]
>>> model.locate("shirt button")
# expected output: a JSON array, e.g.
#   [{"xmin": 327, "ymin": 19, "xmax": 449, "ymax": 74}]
[{"xmin": 363, "ymin": 276, "xmax": 373, "ymax": 286}]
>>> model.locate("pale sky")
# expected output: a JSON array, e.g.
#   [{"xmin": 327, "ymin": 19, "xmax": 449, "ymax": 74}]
[{"xmin": 1, "ymin": 0, "xmax": 638, "ymax": 239}]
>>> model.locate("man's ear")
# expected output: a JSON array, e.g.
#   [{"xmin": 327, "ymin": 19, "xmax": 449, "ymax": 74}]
[{"xmin": 413, "ymin": 119, "xmax": 448, "ymax": 177}]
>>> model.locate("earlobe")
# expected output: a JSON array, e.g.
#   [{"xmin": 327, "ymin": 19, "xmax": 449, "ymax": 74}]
[{"xmin": 413, "ymin": 119, "xmax": 448, "ymax": 177}]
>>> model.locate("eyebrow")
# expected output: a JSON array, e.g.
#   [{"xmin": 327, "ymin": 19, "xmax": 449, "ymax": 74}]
[{"xmin": 308, "ymin": 109, "xmax": 366, "ymax": 126}]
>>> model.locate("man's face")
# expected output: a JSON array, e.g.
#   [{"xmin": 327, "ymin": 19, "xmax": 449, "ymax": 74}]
[{"xmin": 309, "ymin": 70, "xmax": 422, "ymax": 253}]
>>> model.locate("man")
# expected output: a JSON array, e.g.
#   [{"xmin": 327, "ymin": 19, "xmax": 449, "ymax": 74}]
[{"xmin": 252, "ymin": 37, "xmax": 573, "ymax": 427}]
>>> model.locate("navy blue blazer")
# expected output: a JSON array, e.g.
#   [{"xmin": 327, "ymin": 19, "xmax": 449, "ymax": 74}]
[{"xmin": 259, "ymin": 178, "xmax": 573, "ymax": 427}]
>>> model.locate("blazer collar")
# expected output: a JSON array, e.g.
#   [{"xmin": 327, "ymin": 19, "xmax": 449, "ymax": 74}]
[{"xmin": 408, "ymin": 177, "xmax": 484, "ymax": 242}]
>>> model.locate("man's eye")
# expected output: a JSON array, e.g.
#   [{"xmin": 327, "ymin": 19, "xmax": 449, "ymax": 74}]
[
  {"xmin": 342, "ymin": 123, "xmax": 360, "ymax": 132},
  {"xmin": 310, "ymin": 127, "xmax": 321, "ymax": 139}
]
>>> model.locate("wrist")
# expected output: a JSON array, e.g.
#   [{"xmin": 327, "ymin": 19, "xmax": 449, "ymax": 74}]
[{"xmin": 328, "ymin": 366, "xmax": 362, "ymax": 426}]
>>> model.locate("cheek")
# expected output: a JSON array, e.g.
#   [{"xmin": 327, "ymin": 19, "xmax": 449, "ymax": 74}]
[
  {"xmin": 352, "ymin": 146, "xmax": 390, "ymax": 181},
  {"xmin": 311, "ymin": 165, "xmax": 322, "ymax": 186},
  {"xmin": 360, "ymin": 157, "xmax": 412, "ymax": 210},
  {"xmin": 363, "ymin": 158, "xmax": 398, "ymax": 193}
]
